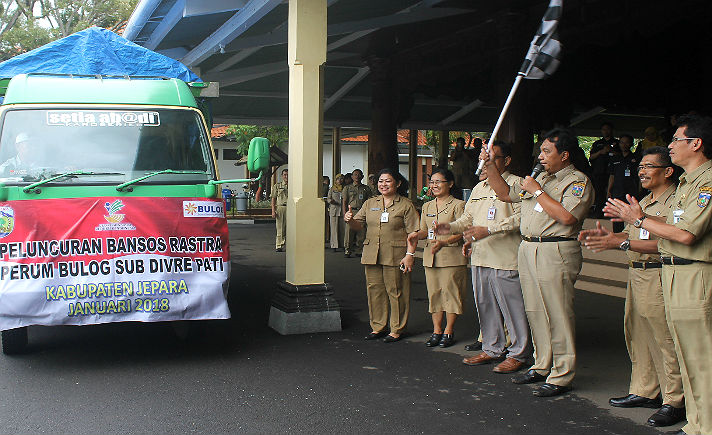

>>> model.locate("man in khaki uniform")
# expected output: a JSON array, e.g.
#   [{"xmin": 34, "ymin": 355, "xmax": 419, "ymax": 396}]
[
  {"xmin": 342, "ymin": 169, "xmax": 373, "ymax": 257},
  {"xmin": 271, "ymin": 168, "xmax": 288, "ymax": 252},
  {"xmin": 437, "ymin": 142, "xmax": 530, "ymax": 373},
  {"xmin": 605, "ymin": 115, "xmax": 712, "ymax": 435},
  {"xmin": 580, "ymin": 147, "xmax": 684, "ymax": 427},
  {"xmin": 484, "ymin": 129, "xmax": 593, "ymax": 397}
]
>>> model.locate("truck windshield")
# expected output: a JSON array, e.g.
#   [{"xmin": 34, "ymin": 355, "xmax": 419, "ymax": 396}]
[{"xmin": 0, "ymin": 108, "xmax": 213, "ymax": 185}]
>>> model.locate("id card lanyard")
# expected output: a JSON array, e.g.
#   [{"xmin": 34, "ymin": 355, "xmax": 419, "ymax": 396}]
[
  {"xmin": 381, "ymin": 197, "xmax": 389, "ymax": 223},
  {"xmin": 428, "ymin": 199, "xmax": 439, "ymax": 240}
]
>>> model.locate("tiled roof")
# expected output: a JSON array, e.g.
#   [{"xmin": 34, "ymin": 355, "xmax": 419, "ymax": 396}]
[
  {"xmin": 211, "ymin": 124, "xmax": 230, "ymax": 139},
  {"xmin": 342, "ymin": 129, "xmax": 427, "ymax": 145}
]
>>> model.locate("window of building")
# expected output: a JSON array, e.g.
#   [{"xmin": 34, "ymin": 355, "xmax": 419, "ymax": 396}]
[{"xmin": 223, "ymin": 148, "xmax": 240, "ymax": 160}]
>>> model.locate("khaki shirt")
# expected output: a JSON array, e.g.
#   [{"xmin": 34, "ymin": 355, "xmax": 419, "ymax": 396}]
[
  {"xmin": 510, "ymin": 165, "xmax": 593, "ymax": 238},
  {"xmin": 450, "ymin": 172, "xmax": 522, "ymax": 270},
  {"xmin": 327, "ymin": 187, "xmax": 342, "ymax": 216},
  {"xmin": 354, "ymin": 195, "xmax": 420, "ymax": 266},
  {"xmin": 419, "ymin": 196, "xmax": 467, "ymax": 268},
  {"xmin": 659, "ymin": 160, "xmax": 712, "ymax": 261},
  {"xmin": 343, "ymin": 183, "xmax": 372, "ymax": 211},
  {"xmin": 272, "ymin": 181, "xmax": 288, "ymax": 206},
  {"xmin": 623, "ymin": 183, "xmax": 676, "ymax": 263}
]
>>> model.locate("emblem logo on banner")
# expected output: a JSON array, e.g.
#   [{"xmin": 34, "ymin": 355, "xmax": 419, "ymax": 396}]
[
  {"xmin": 95, "ymin": 200, "xmax": 136, "ymax": 231},
  {"xmin": 0, "ymin": 206, "xmax": 14, "ymax": 238},
  {"xmin": 183, "ymin": 201, "xmax": 225, "ymax": 218}
]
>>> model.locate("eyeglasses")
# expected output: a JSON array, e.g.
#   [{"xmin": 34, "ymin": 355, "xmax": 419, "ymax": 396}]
[
  {"xmin": 670, "ymin": 137, "xmax": 701, "ymax": 143},
  {"xmin": 637, "ymin": 164, "xmax": 668, "ymax": 170},
  {"xmin": 429, "ymin": 180, "xmax": 448, "ymax": 185}
]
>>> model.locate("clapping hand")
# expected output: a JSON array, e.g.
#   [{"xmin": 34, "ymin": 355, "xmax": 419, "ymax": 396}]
[{"xmin": 604, "ymin": 194, "xmax": 643, "ymax": 224}]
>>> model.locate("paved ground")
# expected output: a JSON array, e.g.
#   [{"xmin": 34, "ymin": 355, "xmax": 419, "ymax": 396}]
[{"xmin": 0, "ymin": 222, "xmax": 684, "ymax": 434}]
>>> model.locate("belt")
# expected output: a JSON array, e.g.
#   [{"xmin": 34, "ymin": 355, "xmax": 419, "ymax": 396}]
[
  {"xmin": 278, "ymin": 203, "xmax": 287, "ymax": 206},
  {"xmin": 660, "ymin": 256, "xmax": 696, "ymax": 265},
  {"xmin": 629, "ymin": 261, "xmax": 662, "ymax": 270},
  {"xmin": 521, "ymin": 235, "xmax": 576, "ymax": 243}
]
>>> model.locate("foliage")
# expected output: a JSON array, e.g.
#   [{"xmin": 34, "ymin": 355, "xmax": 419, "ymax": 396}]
[
  {"xmin": 225, "ymin": 124, "xmax": 289, "ymax": 157},
  {"xmin": 0, "ymin": 0, "xmax": 137, "ymax": 61}
]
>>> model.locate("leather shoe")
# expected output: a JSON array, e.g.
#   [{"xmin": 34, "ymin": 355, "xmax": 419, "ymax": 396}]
[
  {"xmin": 364, "ymin": 330, "xmax": 387, "ymax": 340},
  {"xmin": 647, "ymin": 405, "xmax": 686, "ymax": 427},
  {"xmin": 665, "ymin": 430, "xmax": 685, "ymax": 435},
  {"xmin": 493, "ymin": 357, "xmax": 526, "ymax": 374},
  {"xmin": 533, "ymin": 383, "xmax": 572, "ymax": 397},
  {"xmin": 462, "ymin": 352, "xmax": 504, "ymax": 366},
  {"xmin": 464, "ymin": 341, "xmax": 482, "ymax": 351},
  {"xmin": 609, "ymin": 394, "xmax": 662, "ymax": 409},
  {"xmin": 438, "ymin": 334, "xmax": 455, "ymax": 348},
  {"xmin": 512, "ymin": 369, "xmax": 547, "ymax": 384},
  {"xmin": 425, "ymin": 333, "xmax": 442, "ymax": 347},
  {"xmin": 383, "ymin": 334, "xmax": 402, "ymax": 343}
]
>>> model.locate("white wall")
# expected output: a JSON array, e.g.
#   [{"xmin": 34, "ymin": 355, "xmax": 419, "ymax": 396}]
[{"xmin": 212, "ymin": 140, "xmax": 247, "ymax": 189}]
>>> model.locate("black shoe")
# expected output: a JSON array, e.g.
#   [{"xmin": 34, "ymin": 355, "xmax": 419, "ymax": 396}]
[
  {"xmin": 609, "ymin": 394, "xmax": 663, "ymax": 409},
  {"xmin": 464, "ymin": 341, "xmax": 482, "ymax": 351},
  {"xmin": 512, "ymin": 369, "xmax": 547, "ymax": 384},
  {"xmin": 275, "ymin": 247, "xmax": 284, "ymax": 252},
  {"xmin": 533, "ymin": 383, "xmax": 572, "ymax": 397},
  {"xmin": 364, "ymin": 330, "xmax": 387, "ymax": 340},
  {"xmin": 344, "ymin": 252, "xmax": 352, "ymax": 258},
  {"xmin": 425, "ymin": 333, "xmax": 442, "ymax": 347},
  {"xmin": 383, "ymin": 334, "xmax": 402, "ymax": 343},
  {"xmin": 438, "ymin": 334, "xmax": 455, "ymax": 348},
  {"xmin": 647, "ymin": 405, "xmax": 686, "ymax": 427},
  {"xmin": 665, "ymin": 430, "xmax": 686, "ymax": 435}
]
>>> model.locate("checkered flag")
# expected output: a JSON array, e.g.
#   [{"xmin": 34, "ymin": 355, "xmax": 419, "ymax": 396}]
[{"xmin": 518, "ymin": 0, "xmax": 563, "ymax": 79}]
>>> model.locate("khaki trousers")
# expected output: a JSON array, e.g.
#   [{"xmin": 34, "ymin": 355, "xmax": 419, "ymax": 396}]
[
  {"xmin": 662, "ymin": 263, "xmax": 712, "ymax": 435},
  {"xmin": 345, "ymin": 217, "xmax": 366, "ymax": 254},
  {"xmin": 364, "ymin": 264, "xmax": 411, "ymax": 334},
  {"xmin": 329, "ymin": 215, "xmax": 344, "ymax": 249},
  {"xmin": 518, "ymin": 240, "xmax": 581, "ymax": 387},
  {"xmin": 625, "ymin": 268, "xmax": 683, "ymax": 407},
  {"xmin": 275, "ymin": 205, "xmax": 286, "ymax": 249}
]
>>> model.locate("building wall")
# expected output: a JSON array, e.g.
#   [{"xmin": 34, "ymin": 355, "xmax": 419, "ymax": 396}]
[{"xmin": 212, "ymin": 140, "xmax": 247, "ymax": 189}]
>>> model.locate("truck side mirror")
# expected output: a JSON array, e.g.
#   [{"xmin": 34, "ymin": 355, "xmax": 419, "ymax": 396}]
[{"xmin": 247, "ymin": 137, "xmax": 270, "ymax": 173}]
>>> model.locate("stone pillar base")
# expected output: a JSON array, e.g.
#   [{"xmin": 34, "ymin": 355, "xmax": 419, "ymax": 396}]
[{"xmin": 268, "ymin": 281, "xmax": 341, "ymax": 335}]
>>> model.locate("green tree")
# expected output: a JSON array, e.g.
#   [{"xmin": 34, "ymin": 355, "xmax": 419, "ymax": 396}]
[
  {"xmin": 0, "ymin": 0, "xmax": 137, "ymax": 61},
  {"xmin": 226, "ymin": 125, "xmax": 289, "ymax": 157}
]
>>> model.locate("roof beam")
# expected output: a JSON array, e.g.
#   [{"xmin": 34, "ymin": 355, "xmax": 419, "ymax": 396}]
[
  {"xmin": 143, "ymin": 0, "xmax": 185, "ymax": 50},
  {"xmin": 440, "ymin": 99, "xmax": 483, "ymax": 125},
  {"xmin": 225, "ymin": 7, "xmax": 471, "ymax": 52},
  {"xmin": 179, "ymin": 0, "xmax": 283, "ymax": 67},
  {"xmin": 569, "ymin": 106, "xmax": 606, "ymax": 126},
  {"xmin": 184, "ymin": 0, "xmax": 248, "ymax": 17},
  {"xmin": 324, "ymin": 67, "xmax": 369, "ymax": 111}
]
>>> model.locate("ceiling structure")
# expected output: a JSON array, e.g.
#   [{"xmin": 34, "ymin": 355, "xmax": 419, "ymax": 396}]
[{"xmin": 124, "ymin": 0, "xmax": 712, "ymax": 137}]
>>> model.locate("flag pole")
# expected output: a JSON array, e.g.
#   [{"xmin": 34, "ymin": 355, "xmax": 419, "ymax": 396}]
[{"xmin": 475, "ymin": 73, "xmax": 524, "ymax": 176}]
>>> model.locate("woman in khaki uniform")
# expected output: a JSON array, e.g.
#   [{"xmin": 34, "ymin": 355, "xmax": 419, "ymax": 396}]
[
  {"xmin": 327, "ymin": 174, "xmax": 345, "ymax": 251},
  {"xmin": 408, "ymin": 169, "xmax": 467, "ymax": 348},
  {"xmin": 344, "ymin": 168, "xmax": 420, "ymax": 343}
]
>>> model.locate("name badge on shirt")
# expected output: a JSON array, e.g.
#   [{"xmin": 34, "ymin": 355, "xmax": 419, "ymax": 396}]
[
  {"xmin": 639, "ymin": 228, "xmax": 650, "ymax": 240},
  {"xmin": 534, "ymin": 202, "xmax": 544, "ymax": 213},
  {"xmin": 370, "ymin": 207, "xmax": 381, "ymax": 211},
  {"xmin": 624, "ymin": 169, "xmax": 631, "ymax": 177},
  {"xmin": 673, "ymin": 209, "xmax": 684, "ymax": 224},
  {"xmin": 380, "ymin": 212, "xmax": 389, "ymax": 223},
  {"xmin": 426, "ymin": 214, "xmax": 436, "ymax": 217},
  {"xmin": 487, "ymin": 207, "xmax": 496, "ymax": 220}
]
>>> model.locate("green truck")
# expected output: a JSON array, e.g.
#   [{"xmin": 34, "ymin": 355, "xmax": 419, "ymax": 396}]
[{"xmin": 0, "ymin": 74, "xmax": 268, "ymax": 354}]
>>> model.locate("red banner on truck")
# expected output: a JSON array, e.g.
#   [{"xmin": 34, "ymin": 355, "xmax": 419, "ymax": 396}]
[{"xmin": 0, "ymin": 197, "xmax": 231, "ymax": 330}]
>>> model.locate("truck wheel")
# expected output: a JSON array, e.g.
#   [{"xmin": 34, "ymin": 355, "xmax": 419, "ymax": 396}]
[{"xmin": 1, "ymin": 327, "xmax": 28, "ymax": 355}]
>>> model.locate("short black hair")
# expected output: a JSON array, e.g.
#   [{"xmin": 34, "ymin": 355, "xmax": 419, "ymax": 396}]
[
  {"xmin": 642, "ymin": 146, "xmax": 680, "ymax": 183},
  {"xmin": 544, "ymin": 128, "xmax": 592, "ymax": 176},
  {"xmin": 492, "ymin": 140, "xmax": 512, "ymax": 158},
  {"xmin": 430, "ymin": 168, "xmax": 455, "ymax": 184},
  {"xmin": 619, "ymin": 134, "xmax": 634, "ymax": 145},
  {"xmin": 676, "ymin": 114, "xmax": 712, "ymax": 159},
  {"xmin": 377, "ymin": 167, "xmax": 409, "ymax": 196},
  {"xmin": 456, "ymin": 137, "xmax": 466, "ymax": 146}
]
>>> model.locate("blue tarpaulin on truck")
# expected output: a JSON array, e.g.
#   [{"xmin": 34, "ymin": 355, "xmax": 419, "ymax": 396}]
[{"xmin": 0, "ymin": 27, "xmax": 200, "ymax": 82}]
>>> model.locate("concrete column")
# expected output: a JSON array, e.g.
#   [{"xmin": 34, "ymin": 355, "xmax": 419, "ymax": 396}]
[
  {"xmin": 409, "ymin": 129, "xmax": 418, "ymax": 201},
  {"xmin": 268, "ymin": 0, "xmax": 340, "ymax": 335},
  {"xmin": 366, "ymin": 56, "xmax": 398, "ymax": 175},
  {"xmin": 332, "ymin": 127, "xmax": 341, "ymax": 180},
  {"xmin": 437, "ymin": 130, "xmax": 449, "ymax": 169}
]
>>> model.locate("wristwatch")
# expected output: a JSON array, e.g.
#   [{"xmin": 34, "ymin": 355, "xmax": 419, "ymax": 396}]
[
  {"xmin": 633, "ymin": 215, "xmax": 647, "ymax": 228},
  {"xmin": 534, "ymin": 189, "xmax": 544, "ymax": 198},
  {"xmin": 619, "ymin": 239, "xmax": 631, "ymax": 251}
]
